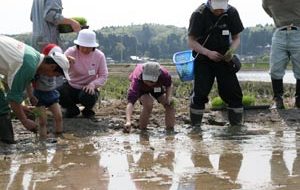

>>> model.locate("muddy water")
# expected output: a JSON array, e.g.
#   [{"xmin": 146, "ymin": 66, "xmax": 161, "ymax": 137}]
[
  {"xmin": 1, "ymin": 119, "xmax": 300, "ymax": 190},
  {"xmin": 237, "ymin": 70, "xmax": 295, "ymax": 84}
]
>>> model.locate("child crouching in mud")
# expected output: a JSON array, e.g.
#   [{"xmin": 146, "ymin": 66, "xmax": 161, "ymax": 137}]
[{"xmin": 28, "ymin": 44, "xmax": 68, "ymax": 139}]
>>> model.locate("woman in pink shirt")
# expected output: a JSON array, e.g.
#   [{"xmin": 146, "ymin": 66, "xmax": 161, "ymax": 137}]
[{"xmin": 58, "ymin": 29, "xmax": 108, "ymax": 118}]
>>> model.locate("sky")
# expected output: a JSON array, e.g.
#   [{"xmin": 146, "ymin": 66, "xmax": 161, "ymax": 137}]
[{"xmin": 1, "ymin": 0, "xmax": 273, "ymax": 35}]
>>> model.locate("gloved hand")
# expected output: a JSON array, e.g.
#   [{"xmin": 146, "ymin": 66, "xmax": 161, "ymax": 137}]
[{"xmin": 224, "ymin": 48, "xmax": 234, "ymax": 62}]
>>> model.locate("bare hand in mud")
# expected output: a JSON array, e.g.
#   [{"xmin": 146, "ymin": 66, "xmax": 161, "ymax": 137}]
[
  {"xmin": 29, "ymin": 96, "xmax": 38, "ymax": 106},
  {"xmin": 123, "ymin": 122, "xmax": 131, "ymax": 133},
  {"xmin": 21, "ymin": 119, "xmax": 38, "ymax": 133}
]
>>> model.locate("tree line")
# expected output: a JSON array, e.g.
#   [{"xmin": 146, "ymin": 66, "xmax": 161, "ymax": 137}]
[{"xmin": 10, "ymin": 23, "xmax": 275, "ymax": 63}]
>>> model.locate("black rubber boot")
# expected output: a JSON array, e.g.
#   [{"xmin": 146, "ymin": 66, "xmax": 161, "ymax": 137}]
[
  {"xmin": 228, "ymin": 108, "xmax": 243, "ymax": 126},
  {"xmin": 295, "ymin": 80, "xmax": 300, "ymax": 108},
  {"xmin": 65, "ymin": 106, "xmax": 80, "ymax": 118},
  {"xmin": 271, "ymin": 79, "xmax": 285, "ymax": 109},
  {"xmin": 189, "ymin": 107, "xmax": 203, "ymax": 133},
  {"xmin": 190, "ymin": 108, "xmax": 203, "ymax": 126},
  {"xmin": 81, "ymin": 108, "xmax": 95, "ymax": 118},
  {"xmin": 0, "ymin": 114, "xmax": 15, "ymax": 144}
]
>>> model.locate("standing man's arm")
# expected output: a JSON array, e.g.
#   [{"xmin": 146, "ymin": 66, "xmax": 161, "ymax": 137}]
[
  {"xmin": 44, "ymin": 0, "xmax": 81, "ymax": 32},
  {"xmin": 224, "ymin": 33, "xmax": 241, "ymax": 62},
  {"xmin": 188, "ymin": 7, "xmax": 224, "ymax": 62},
  {"xmin": 229, "ymin": 34, "xmax": 241, "ymax": 52},
  {"xmin": 188, "ymin": 36, "xmax": 210, "ymax": 57},
  {"xmin": 188, "ymin": 36, "xmax": 224, "ymax": 62},
  {"xmin": 57, "ymin": 18, "xmax": 81, "ymax": 32},
  {"xmin": 262, "ymin": 0, "xmax": 273, "ymax": 18}
]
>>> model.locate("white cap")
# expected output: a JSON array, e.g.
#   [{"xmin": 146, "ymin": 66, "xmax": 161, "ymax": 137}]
[
  {"xmin": 142, "ymin": 62, "xmax": 161, "ymax": 82},
  {"xmin": 42, "ymin": 43, "xmax": 63, "ymax": 55},
  {"xmin": 48, "ymin": 46, "xmax": 63, "ymax": 55},
  {"xmin": 74, "ymin": 29, "xmax": 99, "ymax": 47},
  {"xmin": 211, "ymin": 0, "xmax": 228, "ymax": 10},
  {"xmin": 49, "ymin": 52, "xmax": 71, "ymax": 80}
]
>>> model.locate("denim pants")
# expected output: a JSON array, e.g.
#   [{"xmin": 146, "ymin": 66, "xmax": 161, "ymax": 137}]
[{"xmin": 270, "ymin": 27, "xmax": 300, "ymax": 80}]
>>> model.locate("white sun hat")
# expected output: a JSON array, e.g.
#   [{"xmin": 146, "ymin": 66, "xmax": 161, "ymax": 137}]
[
  {"xmin": 74, "ymin": 29, "xmax": 99, "ymax": 47},
  {"xmin": 211, "ymin": 0, "xmax": 228, "ymax": 10}
]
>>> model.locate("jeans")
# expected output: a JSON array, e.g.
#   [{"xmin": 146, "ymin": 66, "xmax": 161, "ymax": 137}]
[{"xmin": 270, "ymin": 27, "xmax": 300, "ymax": 80}]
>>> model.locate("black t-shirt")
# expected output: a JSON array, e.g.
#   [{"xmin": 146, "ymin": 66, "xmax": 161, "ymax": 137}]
[{"xmin": 188, "ymin": 4, "xmax": 244, "ymax": 60}]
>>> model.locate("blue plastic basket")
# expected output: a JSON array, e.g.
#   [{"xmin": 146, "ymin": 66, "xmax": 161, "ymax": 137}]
[{"xmin": 172, "ymin": 50, "xmax": 194, "ymax": 81}]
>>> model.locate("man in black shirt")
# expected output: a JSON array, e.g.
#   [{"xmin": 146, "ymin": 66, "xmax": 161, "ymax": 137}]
[{"xmin": 188, "ymin": 0, "xmax": 244, "ymax": 130}]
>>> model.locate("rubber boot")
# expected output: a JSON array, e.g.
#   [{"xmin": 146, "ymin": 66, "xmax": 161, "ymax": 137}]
[
  {"xmin": 0, "ymin": 114, "xmax": 15, "ymax": 144},
  {"xmin": 189, "ymin": 107, "xmax": 203, "ymax": 133},
  {"xmin": 295, "ymin": 80, "xmax": 300, "ymax": 108},
  {"xmin": 228, "ymin": 108, "xmax": 243, "ymax": 126},
  {"xmin": 271, "ymin": 79, "xmax": 285, "ymax": 109}
]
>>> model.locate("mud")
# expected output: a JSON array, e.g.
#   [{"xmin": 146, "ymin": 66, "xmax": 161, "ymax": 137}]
[{"xmin": 1, "ymin": 99, "xmax": 300, "ymax": 190}]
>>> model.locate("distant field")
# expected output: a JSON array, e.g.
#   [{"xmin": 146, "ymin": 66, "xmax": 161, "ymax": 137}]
[
  {"xmin": 107, "ymin": 62, "xmax": 271, "ymax": 77},
  {"xmin": 108, "ymin": 63, "xmax": 178, "ymax": 77}
]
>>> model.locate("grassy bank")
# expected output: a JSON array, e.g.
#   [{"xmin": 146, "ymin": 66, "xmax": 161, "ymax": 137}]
[{"xmin": 101, "ymin": 76, "xmax": 297, "ymax": 107}]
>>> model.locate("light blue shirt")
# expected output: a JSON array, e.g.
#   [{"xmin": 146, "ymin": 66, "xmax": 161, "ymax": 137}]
[{"xmin": 30, "ymin": 0, "xmax": 65, "ymax": 50}]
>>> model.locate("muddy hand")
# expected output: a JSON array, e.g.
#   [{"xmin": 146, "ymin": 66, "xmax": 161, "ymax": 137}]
[
  {"xmin": 22, "ymin": 118, "xmax": 38, "ymax": 133},
  {"xmin": 29, "ymin": 96, "xmax": 38, "ymax": 106},
  {"xmin": 123, "ymin": 122, "xmax": 131, "ymax": 133}
]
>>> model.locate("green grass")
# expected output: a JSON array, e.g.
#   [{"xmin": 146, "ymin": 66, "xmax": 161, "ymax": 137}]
[{"xmin": 100, "ymin": 76, "xmax": 283, "ymax": 107}]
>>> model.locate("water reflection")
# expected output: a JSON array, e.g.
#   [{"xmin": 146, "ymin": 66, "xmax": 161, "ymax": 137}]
[
  {"xmin": 237, "ymin": 151, "xmax": 272, "ymax": 189},
  {"xmin": 100, "ymin": 133, "xmax": 175, "ymax": 190},
  {"xmin": 0, "ymin": 141, "xmax": 108, "ymax": 190},
  {"xmin": 1, "ymin": 125, "xmax": 300, "ymax": 189},
  {"xmin": 237, "ymin": 70, "xmax": 296, "ymax": 84}
]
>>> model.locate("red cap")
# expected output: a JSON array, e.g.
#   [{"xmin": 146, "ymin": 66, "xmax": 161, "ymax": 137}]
[{"xmin": 42, "ymin": 43, "xmax": 63, "ymax": 55}]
